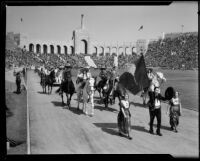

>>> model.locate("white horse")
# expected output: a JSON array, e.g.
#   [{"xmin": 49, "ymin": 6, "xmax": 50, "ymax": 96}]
[
  {"xmin": 77, "ymin": 77, "xmax": 95, "ymax": 116},
  {"xmin": 55, "ymin": 69, "xmax": 63, "ymax": 84}
]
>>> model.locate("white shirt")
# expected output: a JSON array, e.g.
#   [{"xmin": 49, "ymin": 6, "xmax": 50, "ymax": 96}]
[
  {"xmin": 78, "ymin": 72, "xmax": 91, "ymax": 80},
  {"xmin": 155, "ymin": 98, "xmax": 161, "ymax": 109},
  {"xmin": 172, "ymin": 98, "xmax": 180, "ymax": 105},
  {"xmin": 121, "ymin": 100, "xmax": 129, "ymax": 109}
]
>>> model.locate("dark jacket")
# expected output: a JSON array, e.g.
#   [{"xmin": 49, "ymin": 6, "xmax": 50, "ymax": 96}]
[{"xmin": 149, "ymin": 92, "xmax": 166, "ymax": 110}]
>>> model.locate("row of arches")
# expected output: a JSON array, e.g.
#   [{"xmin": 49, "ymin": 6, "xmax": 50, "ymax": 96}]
[
  {"xmin": 92, "ymin": 46, "xmax": 136, "ymax": 56},
  {"xmin": 28, "ymin": 43, "xmax": 136, "ymax": 56},
  {"xmin": 29, "ymin": 44, "xmax": 74, "ymax": 55}
]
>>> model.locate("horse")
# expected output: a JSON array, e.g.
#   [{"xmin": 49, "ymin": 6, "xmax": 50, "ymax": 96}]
[
  {"xmin": 95, "ymin": 78, "xmax": 107, "ymax": 99},
  {"xmin": 45, "ymin": 70, "xmax": 56, "ymax": 94},
  {"xmin": 101, "ymin": 78, "xmax": 115, "ymax": 108},
  {"xmin": 55, "ymin": 75, "xmax": 75, "ymax": 108},
  {"xmin": 76, "ymin": 77, "xmax": 95, "ymax": 115},
  {"xmin": 82, "ymin": 77, "xmax": 95, "ymax": 115}
]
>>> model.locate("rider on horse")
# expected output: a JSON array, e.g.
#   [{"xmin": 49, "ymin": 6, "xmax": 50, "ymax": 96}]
[
  {"xmin": 99, "ymin": 65, "xmax": 107, "ymax": 85},
  {"xmin": 77, "ymin": 65, "xmax": 92, "ymax": 88},
  {"xmin": 59, "ymin": 63, "xmax": 72, "ymax": 94},
  {"xmin": 76, "ymin": 65, "xmax": 92, "ymax": 111},
  {"xmin": 109, "ymin": 66, "xmax": 119, "ymax": 97}
]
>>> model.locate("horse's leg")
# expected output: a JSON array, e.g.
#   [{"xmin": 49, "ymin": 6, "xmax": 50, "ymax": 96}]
[
  {"xmin": 50, "ymin": 84, "xmax": 52, "ymax": 94},
  {"xmin": 77, "ymin": 92, "xmax": 82, "ymax": 111},
  {"xmin": 143, "ymin": 92, "xmax": 146, "ymax": 105},
  {"xmin": 45, "ymin": 84, "xmax": 46, "ymax": 93},
  {"xmin": 61, "ymin": 92, "xmax": 64, "ymax": 105},
  {"xmin": 66, "ymin": 94, "xmax": 70, "ymax": 109},
  {"xmin": 104, "ymin": 95, "xmax": 108, "ymax": 108},
  {"xmin": 69, "ymin": 93, "xmax": 73, "ymax": 109},
  {"xmin": 91, "ymin": 92, "xmax": 94, "ymax": 116}
]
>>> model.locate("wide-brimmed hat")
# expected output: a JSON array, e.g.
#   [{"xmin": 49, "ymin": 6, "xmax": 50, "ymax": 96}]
[
  {"xmin": 84, "ymin": 65, "xmax": 90, "ymax": 69},
  {"xmin": 100, "ymin": 65, "xmax": 106, "ymax": 70},
  {"xmin": 59, "ymin": 65, "xmax": 64, "ymax": 69},
  {"xmin": 65, "ymin": 63, "xmax": 72, "ymax": 68}
]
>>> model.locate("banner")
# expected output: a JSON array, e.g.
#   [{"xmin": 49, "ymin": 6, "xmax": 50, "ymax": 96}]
[
  {"xmin": 84, "ymin": 56, "xmax": 97, "ymax": 68},
  {"xmin": 119, "ymin": 54, "xmax": 150, "ymax": 95}
]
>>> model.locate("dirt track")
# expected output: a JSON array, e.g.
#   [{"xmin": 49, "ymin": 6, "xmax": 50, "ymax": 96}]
[{"xmin": 27, "ymin": 70, "xmax": 198, "ymax": 156}]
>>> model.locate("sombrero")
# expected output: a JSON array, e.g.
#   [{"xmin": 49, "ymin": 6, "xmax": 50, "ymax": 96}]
[
  {"xmin": 84, "ymin": 65, "xmax": 90, "ymax": 69},
  {"xmin": 100, "ymin": 65, "xmax": 106, "ymax": 69},
  {"xmin": 65, "ymin": 63, "xmax": 72, "ymax": 68}
]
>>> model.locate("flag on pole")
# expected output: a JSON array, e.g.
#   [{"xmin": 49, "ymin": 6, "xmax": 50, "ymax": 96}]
[
  {"xmin": 138, "ymin": 25, "xmax": 143, "ymax": 31},
  {"xmin": 119, "ymin": 54, "xmax": 149, "ymax": 95}
]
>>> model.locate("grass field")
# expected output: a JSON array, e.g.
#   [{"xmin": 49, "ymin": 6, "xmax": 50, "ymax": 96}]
[{"xmin": 70, "ymin": 68, "xmax": 198, "ymax": 112}]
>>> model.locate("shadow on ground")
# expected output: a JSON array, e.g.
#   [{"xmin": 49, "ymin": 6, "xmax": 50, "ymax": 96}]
[
  {"xmin": 94, "ymin": 105, "xmax": 118, "ymax": 113},
  {"xmin": 68, "ymin": 107, "xmax": 83, "ymax": 115},
  {"xmin": 130, "ymin": 102, "xmax": 148, "ymax": 108},
  {"xmin": 51, "ymin": 101, "xmax": 64, "ymax": 107},
  {"xmin": 37, "ymin": 91, "xmax": 48, "ymax": 95},
  {"xmin": 93, "ymin": 123, "xmax": 149, "ymax": 136}
]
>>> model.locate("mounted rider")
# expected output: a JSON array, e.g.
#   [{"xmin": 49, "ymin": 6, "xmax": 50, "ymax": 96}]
[
  {"xmin": 77, "ymin": 65, "xmax": 92, "ymax": 88},
  {"xmin": 98, "ymin": 65, "xmax": 108, "ymax": 89},
  {"xmin": 109, "ymin": 66, "xmax": 119, "ymax": 99},
  {"xmin": 59, "ymin": 63, "xmax": 72, "ymax": 94},
  {"xmin": 99, "ymin": 65, "xmax": 107, "ymax": 82},
  {"xmin": 76, "ymin": 65, "xmax": 92, "ymax": 111},
  {"xmin": 49, "ymin": 66, "xmax": 56, "ymax": 83}
]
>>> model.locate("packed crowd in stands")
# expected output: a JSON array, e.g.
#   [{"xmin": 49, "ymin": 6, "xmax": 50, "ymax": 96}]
[
  {"xmin": 145, "ymin": 32, "xmax": 198, "ymax": 70},
  {"xmin": 5, "ymin": 32, "xmax": 198, "ymax": 71}
]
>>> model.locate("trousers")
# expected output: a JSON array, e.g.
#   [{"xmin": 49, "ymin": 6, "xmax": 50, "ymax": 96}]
[{"xmin": 149, "ymin": 107, "xmax": 161, "ymax": 133}]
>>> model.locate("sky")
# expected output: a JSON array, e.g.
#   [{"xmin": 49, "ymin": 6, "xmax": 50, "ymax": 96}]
[{"xmin": 6, "ymin": 2, "xmax": 198, "ymax": 45}]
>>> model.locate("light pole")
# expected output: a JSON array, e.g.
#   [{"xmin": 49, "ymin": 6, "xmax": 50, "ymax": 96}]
[{"xmin": 181, "ymin": 25, "xmax": 184, "ymax": 33}]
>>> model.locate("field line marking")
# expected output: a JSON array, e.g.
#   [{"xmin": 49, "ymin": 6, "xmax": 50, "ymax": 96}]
[{"xmin": 27, "ymin": 71, "xmax": 31, "ymax": 154}]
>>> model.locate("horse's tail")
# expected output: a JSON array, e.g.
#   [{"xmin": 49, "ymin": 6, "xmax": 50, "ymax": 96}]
[{"xmin": 55, "ymin": 87, "xmax": 60, "ymax": 93}]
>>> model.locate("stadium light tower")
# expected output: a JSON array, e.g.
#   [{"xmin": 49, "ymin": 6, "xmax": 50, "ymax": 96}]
[{"xmin": 181, "ymin": 25, "xmax": 184, "ymax": 33}]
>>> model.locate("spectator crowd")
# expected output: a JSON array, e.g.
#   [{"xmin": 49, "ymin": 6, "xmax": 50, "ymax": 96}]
[{"xmin": 5, "ymin": 32, "xmax": 198, "ymax": 71}]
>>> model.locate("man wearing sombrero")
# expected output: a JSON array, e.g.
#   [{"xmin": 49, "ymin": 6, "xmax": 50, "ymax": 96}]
[
  {"xmin": 99, "ymin": 65, "xmax": 107, "ymax": 84},
  {"xmin": 76, "ymin": 65, "xmax": 92, "ymax": 111}
]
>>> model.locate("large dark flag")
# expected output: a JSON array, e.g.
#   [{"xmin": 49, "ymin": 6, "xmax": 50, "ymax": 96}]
[{"xmin": 119, "ymin": 54, "xmax": 150, "ymax": 95}]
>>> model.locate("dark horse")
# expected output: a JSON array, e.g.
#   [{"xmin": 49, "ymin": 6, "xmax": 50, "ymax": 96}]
[
  {"xmin": 45, "ymin": 70, "xmax": 56, "ymax": 94},
  {"xmin": 102, "ymin": 78, "xmax": 121, "ymax": 108},
  {"xmin": 95, "ymin": 78, "xmax": 107, "ymax": 99},
  {"xmin": 56, "ymin": 77, "xmax": 75, "ymax": 108}
]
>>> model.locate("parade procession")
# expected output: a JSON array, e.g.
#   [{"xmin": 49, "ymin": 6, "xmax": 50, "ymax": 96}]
[{"xmin": 4, "ymin": 2, "xmax": 198, "ymax": 157}]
